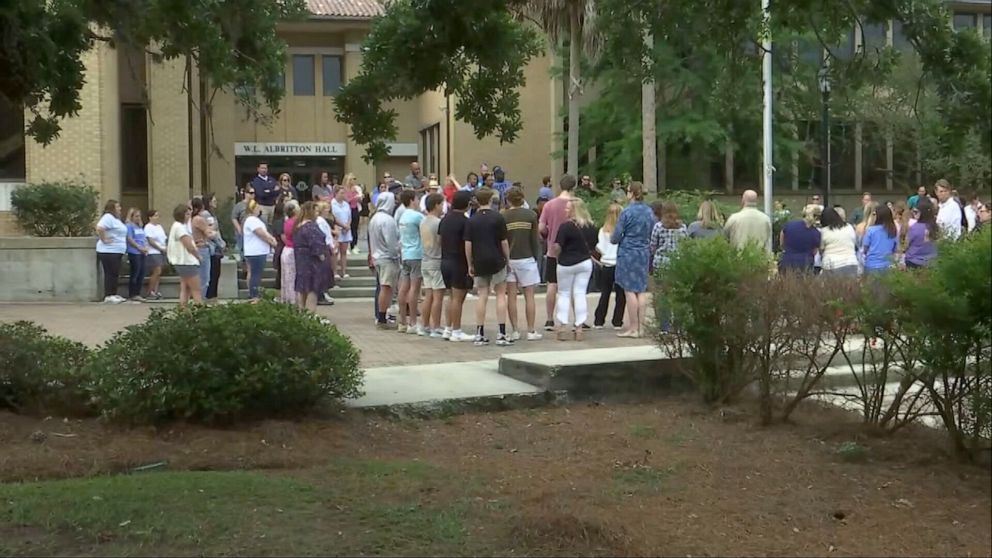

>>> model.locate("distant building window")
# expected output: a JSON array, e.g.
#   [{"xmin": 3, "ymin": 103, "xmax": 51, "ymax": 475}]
[
  {"xmin": 892, "ymin": 20, "xmax": 912, "ymax": 51},
  {"xmin": 953, "ymin": 12, "xmax": 977, "ymax": 31},
  {"xmin": 984, "ymin": 14, "xmax": 991, "ymax": 37},
  {"xmin": 292, "ymin": 55, "xmax": 315, "ymax": 96},
  {"xmin": 322, "ymin": 56, "xmax": 343, "ymax": 96},
  {"xmin": 861, "ymin": 22, "xmax": 887, "ymax": 52},
  {"xmin": 420, "ymin": 124, "xmax": 440, "ymax": 176},
  {"xmin": 0, "ymin": 95, "xmax": 26, "ymax": 180}
]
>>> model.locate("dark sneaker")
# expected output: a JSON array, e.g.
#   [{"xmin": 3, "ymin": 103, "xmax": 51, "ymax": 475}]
[
  {"xmin": 473, "ymin": 335, "xmax": 490, "ymax": 346},
  {"xmin": 495, "ymin": 335, "xmax": 514, "ymax": 347},
  {"xmin": 543, "ymin": 320, "xmax": 555, "ymax": 332}
]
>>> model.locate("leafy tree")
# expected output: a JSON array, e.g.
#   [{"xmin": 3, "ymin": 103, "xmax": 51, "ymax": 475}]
[{"xmin": 1, "ymin": 0, "xmax": 307, "ymax": 145}]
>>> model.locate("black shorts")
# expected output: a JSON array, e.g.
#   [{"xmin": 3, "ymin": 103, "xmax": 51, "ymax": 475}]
[
  {"xmin": 545, "ymin": 256, "xmax": 558, "ymax": 284},
  {"xmin": 441, "ymin": 260, "xmax": 473, "ymax": 290}
]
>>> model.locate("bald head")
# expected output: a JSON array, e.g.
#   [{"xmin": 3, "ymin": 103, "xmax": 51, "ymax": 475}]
[{"xmin": 742, "ymin": 190, "xmax": 759, "ymax": 207}]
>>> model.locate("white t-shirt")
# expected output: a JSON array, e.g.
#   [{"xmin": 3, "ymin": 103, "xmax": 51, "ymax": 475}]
[
  {"xmin": 331, "ymin": 199, "xmax": 352, "ymax": 227},
  {"xmin": 419, "ymin": 195, "xmax": 450, "ymax": 215},
  {"xmin": 95, "ymin": 213, "xmax": 127, "ymax": 254},
  {"xmin": 937, "ymin": 199, "xmax": 963, "ymax": 240},
  {"xmin": 144, "ymin": 223, "xmax": 167, "ymax": 255},
  {"xmin": 316, "ymin": 216, "xmax": 333, "ymax": 247},
  {"xmin": 819, "ymin": 224, "xmax": 859, "ymax": 270},
  {"xmin": 243, "ymin": 216, "xmax": 271, "ymax": 257},
  {"xmin": 964, "ymin": 205, "xmax": 977, "ymax": 232},
  {"xmin": 167, "ymin": 222, "xmax": 199, "ymax": 266},
  {"xmin": 596, "ymin": 229, "xmax": 619, "ymax": 267}
]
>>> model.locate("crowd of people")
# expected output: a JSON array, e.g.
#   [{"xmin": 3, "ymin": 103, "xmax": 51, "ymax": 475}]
[{"xmin": 93, "ymin": 159, "xmax": 988, "ymax": 346}]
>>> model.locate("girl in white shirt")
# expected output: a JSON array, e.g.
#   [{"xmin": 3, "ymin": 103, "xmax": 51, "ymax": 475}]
[
  {"xmin": 95, "ymin": 200, "xmax": 128, "ymax": 303},
  {"xmin": 818, "ymin": 206, "xmax": 859, "ymax": 276},
  {"xmin": 242, "ymin": 200, "xmax": 279, "ymax": 299},
  {"xmin": 592, "ymin": 202, "xmax": 625, "ymax": 329},
  {"xmin": 166, "ymin": 204, "xmax": 204, "ymax": 306},
  {"xmin": 143, "ymin": 209, "xmax": 168, "ymax": 300}
]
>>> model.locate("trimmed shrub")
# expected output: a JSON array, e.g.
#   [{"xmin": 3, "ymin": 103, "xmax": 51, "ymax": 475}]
[
  {"xmin": 0, "ymin": 321, "xmax": 93, "ymax": 416},
  {"xmin": 86, "ymin": 301, "xmax": 364, "ymax": 424},
  {"xmin": 655, "ymin": 236, "xmax": 771, "ymax": 404},
  {"xmin": 10, "ymin": 181, "xmax": 99, "ymax": 237}
]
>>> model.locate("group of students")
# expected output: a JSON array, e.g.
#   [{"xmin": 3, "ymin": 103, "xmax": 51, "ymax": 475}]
[
  {"xmin": 778, "ymin": 179, "xmax": 987, "ymax": 276},
  {"xmin": 94, "ymin": 194, "xmax": 227, "ymax": 305}
]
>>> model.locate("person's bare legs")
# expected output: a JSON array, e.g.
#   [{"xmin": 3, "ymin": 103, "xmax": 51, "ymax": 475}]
[
  {"xmin": 430, "ymin": 289, "xmax": 443, "ymax": 330},
  {"xmin": 523, "ymin": 286, "xmax": 537, "ymax": 332},
  {"xmin": 420, "ymin": 289, "xmax": 434, "ymax": 332},
  {"xmin": 545, "ymin": 282, "xmax": 558, "ymax": 326},
  {"xmin": 620, "ymin": 291, "xmax": 640, "ymax": 337},
  {"xmin": 495, "ymin": 282, "xmax": 508, "ymax": 328},
  {"xmin": 475, "ymin": 283, "xmax": 492, "ymax": 333},
  {"xmin": 179, "ymin": 277, "xmax": 190, "ymax": 307},
  {"xmin": 507, "ymin": 282, "xmax": 519, "ymax": 333},
  {"xmin": 147, "ymin": 265, "xmax": 162, "ymax": 297},
  {"xmin": 407, "ymin": 277, "xmax": 422, "ymax": 328},
  {"xmin": 637, "ymin": 292, "xmax": 650, "ymax": 337},
  {"xmin": 449, "ymin": 288, "xmax": 467, "ymax": 331},
  {"xmin": 378, "ymin": 285, "xmax": 394, "ymax": 320},
  {"xmin": 338, "ymin": 243, "xmax": 349, "ymax": 276},
  {"xmin": 397, "ymin": 276, "xmax": 410, "ymax": 328},
  {"xmin": 189, "ymin": 276, "xmax": 203, "ymax": 304},
  {"xmin": 302, "ymin": 292, "xmax": 318, "ymax": 312}
]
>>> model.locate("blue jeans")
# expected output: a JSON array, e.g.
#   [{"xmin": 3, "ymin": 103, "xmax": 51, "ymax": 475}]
[
  {"xmin": 127, "ymin": 253, "xmax": 145, "ymax": 299},
  {"xmin": 198, "ymin": 247, "xmax": 211, "ymax": 298},
  {"xmin": 374, "ymin": 271, "xmax": 384, "ymax": 322},
  {"xmin": 246, "ymin": 255, "xmax": 266, "ymax": 298}
]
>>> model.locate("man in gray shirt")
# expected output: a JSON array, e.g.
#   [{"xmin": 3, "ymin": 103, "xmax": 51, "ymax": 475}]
[
  {"xmin": 368, "ymin": 192, "xmax": 401, "ymax": 328},
  {"xmin": 420, "ymin": 193, "xmax": 446, "ymax": 337}
]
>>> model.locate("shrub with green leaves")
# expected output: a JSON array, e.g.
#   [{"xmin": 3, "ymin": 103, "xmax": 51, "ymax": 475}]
[
  {"xmin": 656, "ymin": 236, "xmax": 771, "ymax": 404},
  {"xmin": 86, "ymin": 301, "xmax": 363, "ymax": 424},
  {"xmin": 0, "ymin": 321, "xmax": 93, "ymax": 416},
  {"xmin": 10, "ymin": 181, "xmax": 99, "ymax": 237}
]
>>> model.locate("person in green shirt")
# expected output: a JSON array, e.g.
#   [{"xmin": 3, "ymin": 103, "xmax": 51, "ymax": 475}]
[
  {"xmin": 908, "ymin": 185, "xmax": 927, "ymax": 210},
  {"xmin": 502, "ymin": 187, "xmax": 543, "ymax": 341}
]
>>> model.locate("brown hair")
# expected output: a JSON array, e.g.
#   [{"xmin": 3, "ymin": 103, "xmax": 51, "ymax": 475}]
[
  {"xmin": 628, "ymin": 182, "xmax": 645, "ymax": 201},
  {"xmin": 475, "ymin": 188, "xmax": 496, "ymax": 207},
  {"xmin": 103, "ymin": 200, "xmax": 119, "ymax": 216},
  {"xmin": 874, "ymin": 204, "xmax": 897, "ymax": 238},
  {"xmin": 660, "ymin": 202, "xmax": 682, "ymax": 229},
  {"xmin": 172, "ymin": 204, "xmax": 188, "ymax": 222},
  {"xmin": 399, "ymin": 189, "xmax": 416, "ymax": 207},
  {"xmin": 425, "ymin": 193, "xmax": 445, "ymax": 213},
  {"xmin": 294, "ymin": 201, "xmax": 319, "ymax": 235},
  {"xmin": 506, "ymin": 187, "xmax": 525, "ymax": 208},
  {"xmin": 559, "ymin": 174, "xmax": 577, "ymax": 192}
]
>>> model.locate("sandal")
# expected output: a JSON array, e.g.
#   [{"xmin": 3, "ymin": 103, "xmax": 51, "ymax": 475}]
[
  {"xmin": 616, "ymin": 330, "xmax": 639, "ymax": 338},
  {"xmin": 556, "ymin": 326, "xmax": 570, "ymax": 342},
  {"xmin": 574, "ymin": 327, "xmax": 584, "ymax": 341}
]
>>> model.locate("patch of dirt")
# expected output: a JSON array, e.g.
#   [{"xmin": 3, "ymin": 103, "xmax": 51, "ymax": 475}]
[{"xmin": 1, "ymin": 396, "xmax": 990, "ymax": 557}]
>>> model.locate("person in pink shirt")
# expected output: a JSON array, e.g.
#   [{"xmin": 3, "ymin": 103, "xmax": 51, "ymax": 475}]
[
  {"xmin": 281, "ymin": 200, "xmax": 300, "ymax": 304},
  {"xmin": 343, "ymin": 173, "xmax": 362, "ymax": 253},
  {"xmin": 537, "ymin": 174, "xmax": 577, "ymax": 331}
]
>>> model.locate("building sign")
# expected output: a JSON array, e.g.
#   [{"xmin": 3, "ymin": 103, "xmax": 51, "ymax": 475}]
[{"xmin": 234, "ymin": 142, "xmax": 347, "ymax": 157}]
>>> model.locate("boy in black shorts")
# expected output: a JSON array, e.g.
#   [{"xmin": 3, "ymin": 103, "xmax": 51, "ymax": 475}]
[
  {"xmin": 464, "ymin": 188, "xmax": 512, "ymax": 346},
  {"xmin": 439, "ymin": 191, "xmax": 475, "ymax": 342}
]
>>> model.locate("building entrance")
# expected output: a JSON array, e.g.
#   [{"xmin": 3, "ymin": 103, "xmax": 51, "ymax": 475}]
[{"xmin": 235, "ymin": 155, "xmax": 344, "ymax": 200}]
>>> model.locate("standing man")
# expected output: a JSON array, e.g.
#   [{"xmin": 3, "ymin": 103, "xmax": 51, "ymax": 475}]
[
  {"xmin": 404, "ymin": 161, "xmax": 424, "ymax": 190},
  {"xmin": 439, "ymin": 191, "xmax": 476, "ymax": 342},
  {"xmin": 251, "ymin": 162, "xmax": 279, "ymax": 223},
  {"xmin": 491, "ymin": 166, "xmax": 512, "ymax": 209},
  {"xmin": 465, "ymin": 188, "xmax": 512, "ymax": 347},
  {"xmin": 849, "ymin": 192, "xmax": 872, "ymax": 225},
  {"xmin": 369, "ymin": 192, "xmax": 401, "ymax": 329},
  {"xmin": 538, "ymin": 175, "xmax": 577, "ymax": 331},
  {"xmin": 420, "ymin": 193, "xmax": 447, "ymax": 338},
  {"xmin": 935, "ymin": 179, "xmax": 963, "ymax": 240},
  {"xmin": 398, "ymin": 191, "xmax": 425, "ymax": 334},
  {"xmin": 578, "ymin": 175, "xmax": 598, "ymax": 195},
  {"xmin": 724, "ymin": 189, "xmax": 772, "ymax": 252},
  {"xmin": 503, "ymin": 187, "xmax": 543, "ymax": 341}
]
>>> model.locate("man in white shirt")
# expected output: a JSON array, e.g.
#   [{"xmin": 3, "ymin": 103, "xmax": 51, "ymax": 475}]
[
  {"xmin": 963, "ymin": 191, "xmax": 981, "ymax": 233},
  {"xmin": 724, "ymin": 190, "xmax": 772, "ymax": 252},
  {"xmin": 935, "ymin": 179, "xmax": 963, "ymax": 240}
]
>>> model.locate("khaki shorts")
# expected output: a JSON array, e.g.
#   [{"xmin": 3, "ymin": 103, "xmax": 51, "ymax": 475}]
[
  {"xmin": 376, "ymin": 260, "xmax": 400, "ymax": 288},
  {"xmin": 506, "ymin": 257, "xmax": 541, "ymax": 288},
  {"xmin": 421, "ymin": 260, "xmax": 445, "ymax": 290},
  {"xmin": 473, "ymin": 266, "xmax": 507, "ymax": 289},
  {"xmin": 401, "ymin": 259, "xmax": 422, "ymax": 280}
]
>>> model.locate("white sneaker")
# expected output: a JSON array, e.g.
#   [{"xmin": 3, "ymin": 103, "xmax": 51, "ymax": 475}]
[
  {"xmin": 353, "ymin": 248, "xmax": 361, "ymax": 254},
  {"xmin": 388, "ymin": 304, "xmax": 399, "ymax": 315},
  {"xmin": 103, "ymin": 296, "xmax": 119, "ymax": 304},
  {"xmin": 510, "ymin": 331, "xmax": 521, "ymax": 341},
  {"xmin": 416, "ymin": 326, "xmax": 428, "ymax": 336},
  {"xmin": 442, "ymin": 328, "xmax": 452, "ymax": 340},
  {"xmin": 450, "ymin": 330, "xmax": 474, "ymax": 342},
  {"xmin": 334, "ymin": 274, "xmax": 342, "ymax": 280},
  {"xmin": 473, "ymin": 335, "xmax": 490, "ymax": 346},
  {"xmin": 466, "ymin": 293, "xmax": 478, "ymax": 300},
  {"xmin": 347, "ymin": 249, "xmax": 354, "ymax": 255},
  {"xmin": 343, "ymin": 273, "xmax": 351, "ymax": 279},
  {"xmin": 408, "ymin": 325, "xmax": 420, "ymax": 335},
  {"xmin": 430, "ymin": 329, "xmax": 445, "ymax": 339},
  {"xmin": 495, "ymin": 335, "xmax": 513, "ymax": 347},
  {"xmin": 397, "ymin": 324, "xmax": 407, "ymax": 334},
  {"xmin": 527, "ymin": 331, "xmax": 544, "ymax": 341}
]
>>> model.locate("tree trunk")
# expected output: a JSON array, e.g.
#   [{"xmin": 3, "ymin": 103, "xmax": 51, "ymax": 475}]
[
  {"xmin": 642, "ymin": 31, "xmax": 658, "ymax": 194},
  {"xmin": 567, "ymin": 5, "xmax": 581, "ymax": 177}
]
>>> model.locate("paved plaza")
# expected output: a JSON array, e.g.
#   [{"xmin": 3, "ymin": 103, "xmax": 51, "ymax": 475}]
[{"xmin": 0, "ymin": 294, "xmax": 654, "ymax": 369}]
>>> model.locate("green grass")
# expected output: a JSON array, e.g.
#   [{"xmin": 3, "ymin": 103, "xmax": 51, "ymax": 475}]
[
  {"xmin": 0, "ymin": 459, "xmax": 486, "ymax": 556},
  {"xmin": 628, "ymin": 424, "xmax": 658, "ymax": 439},
  {"xmin": 612, "ymin": 465, "xmax": 677, "ymax": 496}
]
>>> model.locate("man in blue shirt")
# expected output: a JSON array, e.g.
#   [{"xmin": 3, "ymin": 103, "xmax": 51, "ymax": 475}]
[
  {"xmin": 250, "ymin": 162, "xmax": 279, "ymax": 223},
  {"xmin": 491, "ymin": 166, "xmax": 512, "ymax": 209}
]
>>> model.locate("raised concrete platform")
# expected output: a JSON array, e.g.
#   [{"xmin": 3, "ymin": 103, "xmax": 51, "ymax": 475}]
[
  {"xmin": 348, "ymin": 360, "xmax": 544, "ymax": 409},
  {"xmin": 498, "ymin": 346, "xmax": 694, "ymax": 397}
]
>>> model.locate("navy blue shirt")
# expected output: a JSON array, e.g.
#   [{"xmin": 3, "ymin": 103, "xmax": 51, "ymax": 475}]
[{"xmin": 252, "ymin": 174, "xmax": 279, "ymax": 206}]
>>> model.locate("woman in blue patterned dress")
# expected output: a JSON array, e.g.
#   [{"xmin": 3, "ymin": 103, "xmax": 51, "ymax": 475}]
[{"xmin": 611, "ymin": 182, "xmax": 654, "ymax": 338}]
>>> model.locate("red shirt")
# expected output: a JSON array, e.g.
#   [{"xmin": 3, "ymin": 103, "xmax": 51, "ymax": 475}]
[
  {"xmin": 443, "ymin": 184, "xmax": 457, "ymax": 204},
  {"xmin": 538, "ymin": 196, "xmax": 569, "ymax": 257},
  {"xmin": 345, "ymin": 188, "xmax": 360, "ymax": 209}
]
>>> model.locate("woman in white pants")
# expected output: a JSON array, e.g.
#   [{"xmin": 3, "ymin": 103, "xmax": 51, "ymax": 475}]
[{"xmin": 550, "ymin": 198, "xmax": 599, "ymax": 341}]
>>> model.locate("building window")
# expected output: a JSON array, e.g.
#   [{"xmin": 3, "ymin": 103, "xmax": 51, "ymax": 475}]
[
  {"xmin": 292, "ymin": 54, "xmax": 315, "ymax": 96},
  {"xmin": 120, "ymin": 104, "xmax": 148, "ymax": 193},
  {"xmin": 984, "ymin": 14, "xmax": 991, "ymax": 37},
  {"xmin": 861, "ymin": 22, "xmax": 887, "ymax": 52},
  {"xmin": 0, "ymin": 95, "xmax": 26, "ymax": 181},
  {"xmin": 420, "ymin": 124, "xmax": 440, "ymax": 176},
  {"xmin": 953, "ymin": 12, "xmax": 977, "ymax": 31},
  {"xmin": 322, "ymin": 56, "xmax": 343, "ymax": 96},
  {"xmin": 892, "ymin": 20, "xmax": 912, "ymax": 51}
]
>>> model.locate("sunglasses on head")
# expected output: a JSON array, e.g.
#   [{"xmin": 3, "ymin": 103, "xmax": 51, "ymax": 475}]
[{"xmin": 247, "ymin": 190, "xmax": 255, "ymax": 194}]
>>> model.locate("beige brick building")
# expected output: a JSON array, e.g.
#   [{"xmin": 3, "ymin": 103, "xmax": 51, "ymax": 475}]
[{"xmin": 0, "ymin": 0, "xmax": 564, "ymax": 234}]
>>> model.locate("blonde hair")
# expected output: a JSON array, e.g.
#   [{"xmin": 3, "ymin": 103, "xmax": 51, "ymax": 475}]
[
  {"xmin": 294, "ymin": 201, "xmax": 319, "ymax": 234},
  {"xmin": 696, "ymin": 201, "xmax": 724, "ymax": 229},
  {"xmin": 601, "ymin": 202, "xmax": 622, "ymax": 234},
  {"xmin": 568, "ymin": 198, "xmax": 593, "ymax": 228},
  {"xmin": 124, "ymin": 207, "xmax": 142, "ymax": 225},
  {"xmin": 343, "ymin": 173, "xmax": 357, "ymax": 188},
  {"xmin": 246, "ymin": 199, "xmax": 259, "ymax": 216},
  {"xmin": 316, "ymin": 201, "xmax": 330, "ymax": 215},
  {"xmin": 801, "ymin": 204, "xmax": 820, "ymax": 226},
  {"xmin": 278, "ymin": 172, "xmax": 291, "ymax": 183}
]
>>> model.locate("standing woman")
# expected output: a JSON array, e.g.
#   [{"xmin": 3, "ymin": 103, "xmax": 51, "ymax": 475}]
[
  {"xmin": 855, "ymin": 201, "xmax": 878, "ymax": 275},
  {"xmin": 270, "ymin": 201, "xmax": 287, "ymax": 292},
  {"xmin": 862, "ymin": 204, "xmax": 899, "ymax": 275},
  {"xmin": 242, "ymin": 200, "xmax": 279, "ymax": 299},
  {"xmin": 650, "ymin": 202, "xmax": 688, "ymax": 333},
  {"xmin": 200, "ymin": 193, "xmax": 226, "ymax": 301},
  {"xmin": 294, "ymin": 202, "xmax": 330, "ymax": 311},
  {"xmin": 189, "ymin": 197, "xmax": 217, "ymax": 299},
  {"xmin": 612, "ymin": 182, "xmax": 654, "ymax": 338},
  {"xmin": 124, "ymin": 208, "xmax": 149, "ymax": 302},
  {"xmin": 357, "ymin": 184, "xmax": 371, "ymax": 254},
  {"xmin": 687, "ymin": 201, "xmax": 724, "ymax": 239},
  {"xmin": 818, "ymin": 206, "xmax": 859, "ymax": 276},
  {"xmin": 778, "ymin": 204, "xmax": 821, "ymax": 274},
  {"xmin": 96, "ymin": 200, "xmax": 128, "ymax": 304},
  {"xmin": 316, "ymin": 202, "xmax": 337, "ymax": 302},
  {"xmin": 344, "ymin": 174, "xmax": 362, "ymax": 253},
  {"xmin": 331, "ymin": 187, "xmax": 353, "ymax": 278},
  {"xmin": 550, "ymin": 198, "xmax": 599, "ymax": 341},
  {"xmin": 143, "ymin": 209, "xmax": 167, "ymax": 300},
  {"xmin": 166, "ymin": 204, "xmax": 203, "ymax": 306},
  {"xmin": 903, "ymin": 199, "xmax": 939, "ymax": 269},
  {"xmin": 280, "ymin": 200, "xmax": 300, "ymax": 303},
  {"xmin": 593, "ymin": 202, "xmax": 626, "ymax": 330}
]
